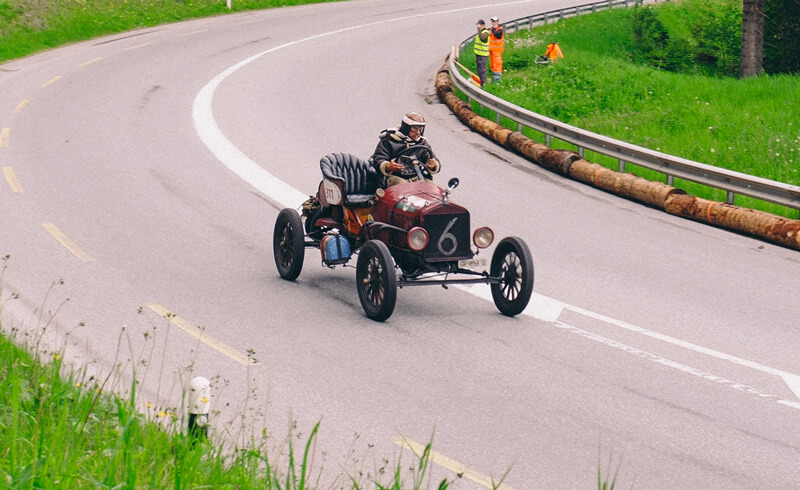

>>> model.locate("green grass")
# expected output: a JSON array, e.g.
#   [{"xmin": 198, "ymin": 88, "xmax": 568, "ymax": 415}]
[
  {"xmin": 459, "ymin": 6, "xmax": 800, "ymax": 217},
  {"xmin": 0, "ymin": 0, "xmax": 345, "ymax": 63},
  {"xmin": 0, "ymin": 333, "xmax": 450, "ymax": 488},
  {"xmin": 0, "ymin": 300, "xmax": 450, "ymax": 488}
]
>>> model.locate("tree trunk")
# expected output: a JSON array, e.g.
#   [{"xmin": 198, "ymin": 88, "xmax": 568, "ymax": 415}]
[{"xmin": 740, "ymin": 0, "xmax": 766, "ymax": 77}]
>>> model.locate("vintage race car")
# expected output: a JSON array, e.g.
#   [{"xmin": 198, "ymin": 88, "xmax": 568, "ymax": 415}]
[{"xmin": 272, "ymin": 149, "xmax": 534, "ymax": 321}]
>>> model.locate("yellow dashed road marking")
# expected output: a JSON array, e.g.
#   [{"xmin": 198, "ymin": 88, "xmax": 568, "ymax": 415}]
[
  {"xmin": 145, "ymin": 303, "xmax": 256, "ymax": 366},
  {"xmin": 13, "ymin": 99, "xmax": 29, "ymax": 113},
  {"xmin": 42, "ymin": 222, "xmax": 93, "ymax": 262},
  {"xmin": 79, "ymin": 57, "xmax": 103, "ymax": 67},
  {"xmin": 3, "ymin": 167, "xmax": 23, "ymax": 192},
  {"xmin": 393, "ymin": 436, "xmax": 518, "ymax": 490},
  {"xmin": 125, "ymin": 42, "xmax": 153, "ymax": 50},
  {"xmin": 0, "ymin": 128, "xmax": 9, "ymax": 147},
  {"xmin": 41, "ymin": 76, "xmax": 62, "ymax": 88},
  {"xmin": 179, "ymin": 30, "xmax": 208, "ymax": 37}
]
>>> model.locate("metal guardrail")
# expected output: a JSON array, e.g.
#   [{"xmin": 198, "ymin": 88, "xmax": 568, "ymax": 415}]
[{"xmin": 450, "ymin": 1, "xmax": 800, "ymax": 212}]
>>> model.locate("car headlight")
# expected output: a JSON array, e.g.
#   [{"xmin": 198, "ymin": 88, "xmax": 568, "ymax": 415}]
[
  {"xmin": 407, "ymin": 227, "xmax": 429, "ymax": 251},
  {"xmin": 473, "ymin": 227, "xmax": 494, "ymax": 249}
]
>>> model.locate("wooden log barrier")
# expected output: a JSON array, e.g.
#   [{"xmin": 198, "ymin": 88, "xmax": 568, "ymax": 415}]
[
  {"xmin": 569, "ymin": 159, "xmax": 685, "ymax": 209},
  {"xmin": 436, "ymin": 60, "xmax": 800, "ymax": 251},
  {"xmin": 665, "ymin": 194, "xmax": 800, "ymax": 249}
]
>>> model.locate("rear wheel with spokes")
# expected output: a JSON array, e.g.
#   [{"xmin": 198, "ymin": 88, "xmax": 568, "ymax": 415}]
[{"xmin": 273, "ymin": 208, "xmax": 305, "ymax": 281}]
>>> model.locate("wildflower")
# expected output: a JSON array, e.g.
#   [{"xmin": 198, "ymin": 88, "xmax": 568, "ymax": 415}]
[
  {"xmin": 158, "ymin": 411, "xmax": 167, "ymax": 418},
  {"xmin": 147, "ymin": 402, "xmax": 153, "ymax": 408},
  {"xmin": 54, "ymin": 354, "xmax": 61, "ymax": 361},
  {"xmin": 710, "ymin": 148, "xmax": 715, "ymax": 153},
  {"xmin": 75, "ymin": 382, "xmax": 81, "ymax": 388}
]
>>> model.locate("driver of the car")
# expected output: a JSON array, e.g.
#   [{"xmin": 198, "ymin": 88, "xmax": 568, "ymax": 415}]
[{"xmin": 371, "ymin": 112, "xmax": 440, "ymax": 187}]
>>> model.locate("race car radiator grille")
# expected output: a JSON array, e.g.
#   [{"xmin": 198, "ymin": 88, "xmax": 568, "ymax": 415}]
[{"xmin": 422, "ymin": 212, "xmax": 472, "ymax": 261}]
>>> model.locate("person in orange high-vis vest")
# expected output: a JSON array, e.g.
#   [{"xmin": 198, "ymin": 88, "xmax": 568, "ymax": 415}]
[
  {"xmin": 545, "ymin": 42, "xmax": 564, "ymax": 61},
  {"xmin": 489, "ymin": 16, "xmax": 504, "ymax": 82}
]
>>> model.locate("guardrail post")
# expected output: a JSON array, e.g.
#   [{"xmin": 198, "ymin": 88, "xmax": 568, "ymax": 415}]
[
  {"xmin": 444, "ymin": 0, "xmax": 800, "ymax": 213},
  {"xmin": 618, "ymin": 159, "xmax": 626, "ymax": 173},
  {"xmin": 578, "ymin": 147, "xmax": 585, "ymax": 158},
  {"xmin": 726, "ymin": 191, "xmax": 735, "ymax": 205},
  {"xmin": 188, "ymin": 376, "xmax": 210, "ymax": 442}
]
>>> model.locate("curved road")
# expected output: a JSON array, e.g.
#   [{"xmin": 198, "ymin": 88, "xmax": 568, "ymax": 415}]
[{"xmin": 1, "ymin": 0, "xmax": 799, "ymax": 487}]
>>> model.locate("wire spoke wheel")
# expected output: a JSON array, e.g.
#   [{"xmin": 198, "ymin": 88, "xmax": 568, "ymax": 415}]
[
  {"xmin": 356, "ymin": 240, "xmax": 397, "ymax": 321},
  {"xmin": 490, "ymin": 237, "xmax": 534, "ymax": 316},
  {"xmin": 273, "ymin": 208, "xmax": 305, "ymax": 281}
]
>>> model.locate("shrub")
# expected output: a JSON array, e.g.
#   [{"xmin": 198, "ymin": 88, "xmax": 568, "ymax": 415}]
[
  {"xmin": 629, "ymin": 0, "xmax": 740, "ymax": 76},
  {"xmin": 765, "ymin": 0, "xmax": 800, "ymax": 74}
]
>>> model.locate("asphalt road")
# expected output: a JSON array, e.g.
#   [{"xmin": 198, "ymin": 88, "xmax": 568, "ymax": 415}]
[{"xmin": 2, "ymin": 0, "xmax": 800, "ymax": 487}]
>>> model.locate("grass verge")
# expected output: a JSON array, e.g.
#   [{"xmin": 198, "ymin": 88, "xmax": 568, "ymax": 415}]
[
  {"xmin": 459, "ymin": 5, "xmax": 800, "ymax": 218},
  {"xmin": 0, "ymin": 0, "xmax": 345, "ymax": 63},
  {"xmin": 0, "ymin": 314, "xmax": 458, "ymax": 488}
]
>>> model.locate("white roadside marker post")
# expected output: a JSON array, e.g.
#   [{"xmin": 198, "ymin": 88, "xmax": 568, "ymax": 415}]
[{"xmin": 188, "ymin": 376, "xmax": 210, "ymax": 442}]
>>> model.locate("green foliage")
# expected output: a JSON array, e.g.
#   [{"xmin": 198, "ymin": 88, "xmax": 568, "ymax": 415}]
[
  {"xmin": 765, "ymin": 0, "xmax": 800, "ymax": 74},
  {"xmin": 0, "ymin": 0, "xmax": 345, "ymax": 63},
  {"xmin": 630, "ymin": 1, "xmax": 680, "ymax": 70},
  {"xmin": 0, "ymin": 2, "xmax": 21, "ymax": 26},
  {"xmin": 0, "ymin": 326, "xmax": 458, "ymax": 488},
  {"xmin": 630, "ymin": 0, "xmax": 740, "ymax": 76},
  {"xmin": 472, "ymin": 7, "xmax": 800, "ymax": 218}
]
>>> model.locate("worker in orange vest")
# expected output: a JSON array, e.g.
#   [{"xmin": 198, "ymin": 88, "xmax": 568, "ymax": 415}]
[
  {"xmin": 489, "ymin": 16, "xmax": 505, "ymax": 82},
  {"xmin": 545, "ymin": 42, "xmax": 564, "ymax": 61}
]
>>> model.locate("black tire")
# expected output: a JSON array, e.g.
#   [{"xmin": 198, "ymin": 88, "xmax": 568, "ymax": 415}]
[
  {"xmin": 273, "ymin": 208, "xmax": 305, "ymax": 281},
  {"xmin": 356, "ymin": 240, "xmax": 398, "ymax": 322},
  {"xmin": 490, "ymin": 236, "xmax": 534, "ymax": 317},
  {"xmin": 304, "ymin": 205, "xmax": 326, "ymax": 242}
]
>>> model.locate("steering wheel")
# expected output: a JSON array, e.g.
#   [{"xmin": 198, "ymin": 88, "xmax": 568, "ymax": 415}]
[{"xmin": 395, "ymin": 145, "xmax": 434, "ymax": 181}]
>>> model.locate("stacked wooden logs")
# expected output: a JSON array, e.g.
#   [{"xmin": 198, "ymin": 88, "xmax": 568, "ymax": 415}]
[{"xmin": 435, "ymin": 63, "xmax": 800, "ymax": 251}]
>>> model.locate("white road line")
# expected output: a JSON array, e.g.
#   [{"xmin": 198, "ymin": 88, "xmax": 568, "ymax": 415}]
[
  {"xmin": 556, "ymin": 320, "xmax": 800, "ymax": 410},
  {"xmin": 192, "ymin": 1, "xmax": 551, "ymax": 210},
  {"xmin": 191, "ymin": 1, "xmax": 800, "ymax": 407},
  {"xmin": 463, "ymin": 284, "xmax": 800, "ymax": 406}
]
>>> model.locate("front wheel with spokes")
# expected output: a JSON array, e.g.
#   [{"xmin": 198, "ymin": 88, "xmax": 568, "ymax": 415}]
[
  {"xmin": 356, "ymin": 240, "xmax": 398, "ymax": 322},
  {"xmin": 490, "ymin": 236, "xmax": 534, "ymax": 316}
]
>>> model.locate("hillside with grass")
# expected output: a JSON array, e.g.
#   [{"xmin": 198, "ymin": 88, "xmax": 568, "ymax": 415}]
[
  {"xmin": 464, "ymin": 0, "xmax": 800, "ymax": 217},
  {"xmin": 0, "ymin": 0, "xmax": 343, "ymax": 63}
]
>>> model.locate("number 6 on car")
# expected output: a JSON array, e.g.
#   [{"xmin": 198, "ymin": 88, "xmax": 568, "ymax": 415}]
[{"xmin": 273, "ymin": 151, "xmax": 534, "ymax": 321}]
